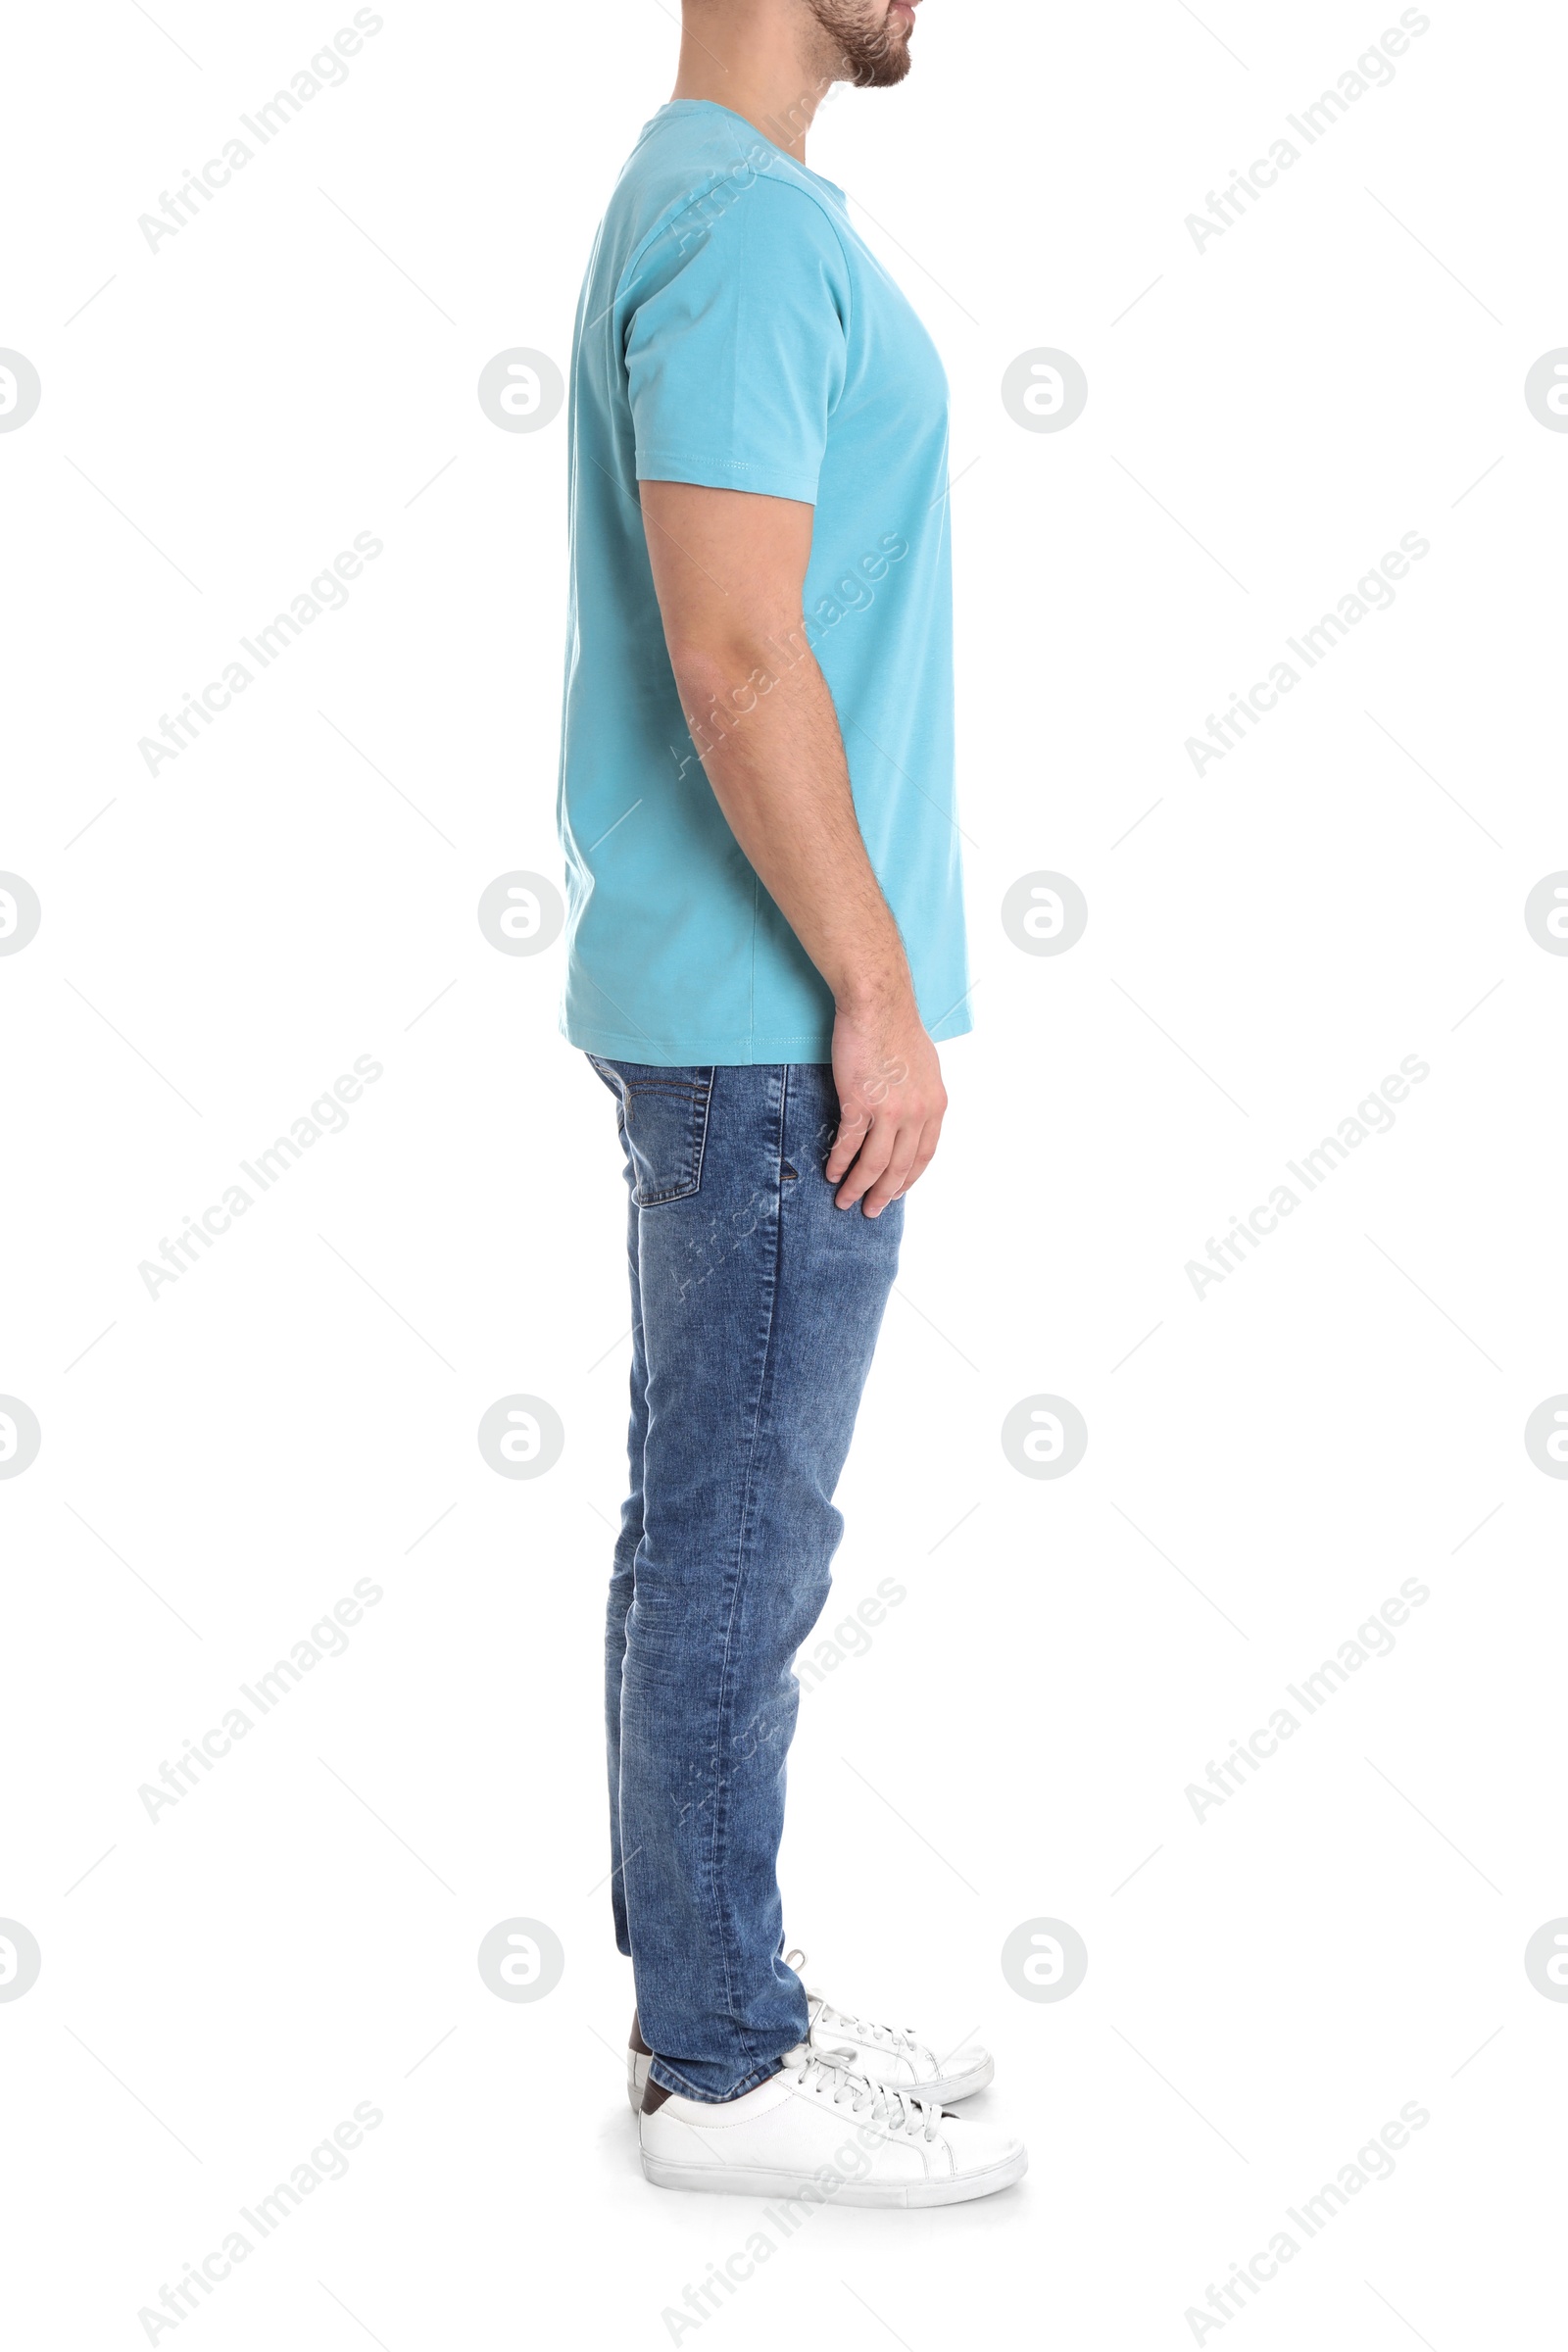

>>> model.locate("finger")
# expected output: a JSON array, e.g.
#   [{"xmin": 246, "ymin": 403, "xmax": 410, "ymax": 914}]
[
  {"xmin": 834, "ymin": 1118, "xmax": 895, "ymax": 1208},
  {"xmin": 825, "ymin": 1106, "xmax": 871, "ymax": 1184},
  {"xmin": 894, "ymin": 1119, "xmax": 942, "ymax": 1198},
  {"xmin": 882, "ymin": 1104, "xmax": 945, "ymax": 1201},
  {"xmin": 860, "ymin": 1125, "xmax": 921, "ymax": 1216},
  {"xmin": 822, "ymin": 1129, "xmax": 869, "ymax": 1185},
  {"xmin": 905, "ymin": 1105, "xmax": 946, "ymax": 1188}
]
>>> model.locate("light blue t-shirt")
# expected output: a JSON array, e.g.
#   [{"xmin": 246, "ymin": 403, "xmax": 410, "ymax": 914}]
[{"xmin": 557, "ymin": 100, "xmax": 970, "ymax": 1065}]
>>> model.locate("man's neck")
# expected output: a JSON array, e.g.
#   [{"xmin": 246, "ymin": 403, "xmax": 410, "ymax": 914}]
[{"xmin": 670, "ymin": 14, "xmax": 835, "ymax": 164}]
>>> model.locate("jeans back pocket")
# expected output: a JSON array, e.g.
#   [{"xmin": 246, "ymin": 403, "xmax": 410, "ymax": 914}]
[{"xmin": 587, "ymin": 1059, "xmax": 713, "ymax": 1205}]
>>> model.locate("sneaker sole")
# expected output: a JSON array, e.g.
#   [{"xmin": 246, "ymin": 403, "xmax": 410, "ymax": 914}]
[
  {"xmin": 627, "ymin": 2050, "xmax": 995, "ymax": 2114},
  {"xmin": 640, "ymin": 2143, "xmax": 1027, "ymax": 2207}
]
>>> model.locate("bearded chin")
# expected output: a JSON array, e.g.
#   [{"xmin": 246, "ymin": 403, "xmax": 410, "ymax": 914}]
[{"xmin": 808, "ymin": 2, "xmax": 913, "ymax": 88}]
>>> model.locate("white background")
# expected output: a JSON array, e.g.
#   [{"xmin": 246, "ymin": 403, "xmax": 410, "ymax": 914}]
[{"xmin": 4, "ymin": 0, "xmax": 1565, "ymax": 2344}]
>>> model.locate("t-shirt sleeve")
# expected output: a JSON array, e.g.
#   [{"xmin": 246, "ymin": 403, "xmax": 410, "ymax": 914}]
[{"xmin": 623, "ymin": 176, "xmax": 850, "ymax": 507}]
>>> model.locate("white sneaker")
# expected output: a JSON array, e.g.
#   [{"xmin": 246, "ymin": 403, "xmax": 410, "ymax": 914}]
[
  {"xmin": 639, "ymin": 2043, "xmax": 1026, "ymax": 2208},
  {"xmin": 624, "ymin": 1950, "xmax": 994, "ymax": 2113}
]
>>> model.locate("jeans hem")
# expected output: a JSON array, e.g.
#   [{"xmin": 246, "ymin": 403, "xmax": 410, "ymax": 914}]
[{"xmin": 648, "ymin": 2053, "xmax": 785, "ymax": 2104}]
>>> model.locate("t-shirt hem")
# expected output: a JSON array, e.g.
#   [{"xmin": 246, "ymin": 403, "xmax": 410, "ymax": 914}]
[
  {"xmin": 563, "ymin": 1004, "xmax": 973, "ymax": 1065},
  {"xmin": 564, "ymin": 1016, "xmax": 833, "ymax": 1065},
  {"xmin": 636, "ymin": 452, "xmax": 819, "ymax": 505}
]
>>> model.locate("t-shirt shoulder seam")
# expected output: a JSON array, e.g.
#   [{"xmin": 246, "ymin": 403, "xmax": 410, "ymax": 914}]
[
  {"xmin": 614, "ymin": 156, "xmax": 854, "ymax": 326},
  {"xmin": 730, "ymin": 168, "xmax": 857, "ymax": 347},
  {"xmin": 735, "ymin": 162, "xmax": 857, "ymax": 278}
]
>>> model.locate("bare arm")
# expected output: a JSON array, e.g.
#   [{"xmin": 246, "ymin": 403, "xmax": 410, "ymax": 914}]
[{"xmin": 640, "ymin": 478, "xmax": 946, "ymax": 1215}]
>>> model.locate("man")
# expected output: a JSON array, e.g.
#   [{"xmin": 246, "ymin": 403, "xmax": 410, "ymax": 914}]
[{"xmin": 557, "ymin": 0, "xmax": 1025, "ymax": 2204}]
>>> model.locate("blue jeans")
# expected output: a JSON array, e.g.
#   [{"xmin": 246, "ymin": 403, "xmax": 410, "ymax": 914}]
[{"xmin": 590, "ymin": 1058, "xmax": 904, "ymax": 2101}]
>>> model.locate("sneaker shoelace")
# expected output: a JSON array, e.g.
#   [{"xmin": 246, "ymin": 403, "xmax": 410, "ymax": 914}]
[
  {"xmin": 781, "ymin": 2044, "xmax": 942, "ymax": 2141},
  {"xmin": 784, "ymin": 1949, "xmax": 936, "ymax": 2073},
  {"xmin": 814, "ymin": 1999, "xmax": 932, "ymax": 2065}
]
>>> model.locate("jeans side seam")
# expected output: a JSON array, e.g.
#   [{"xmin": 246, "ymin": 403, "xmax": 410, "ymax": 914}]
[{"xmin": 703, "ymin": 1062, "xmax": 789, "ymax": 2081}]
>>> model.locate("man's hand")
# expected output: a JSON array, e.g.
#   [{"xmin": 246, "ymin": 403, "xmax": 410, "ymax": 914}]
[{"xmin": 826, "ymin": 992, "xmax": 947, "ymax": 1216}]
